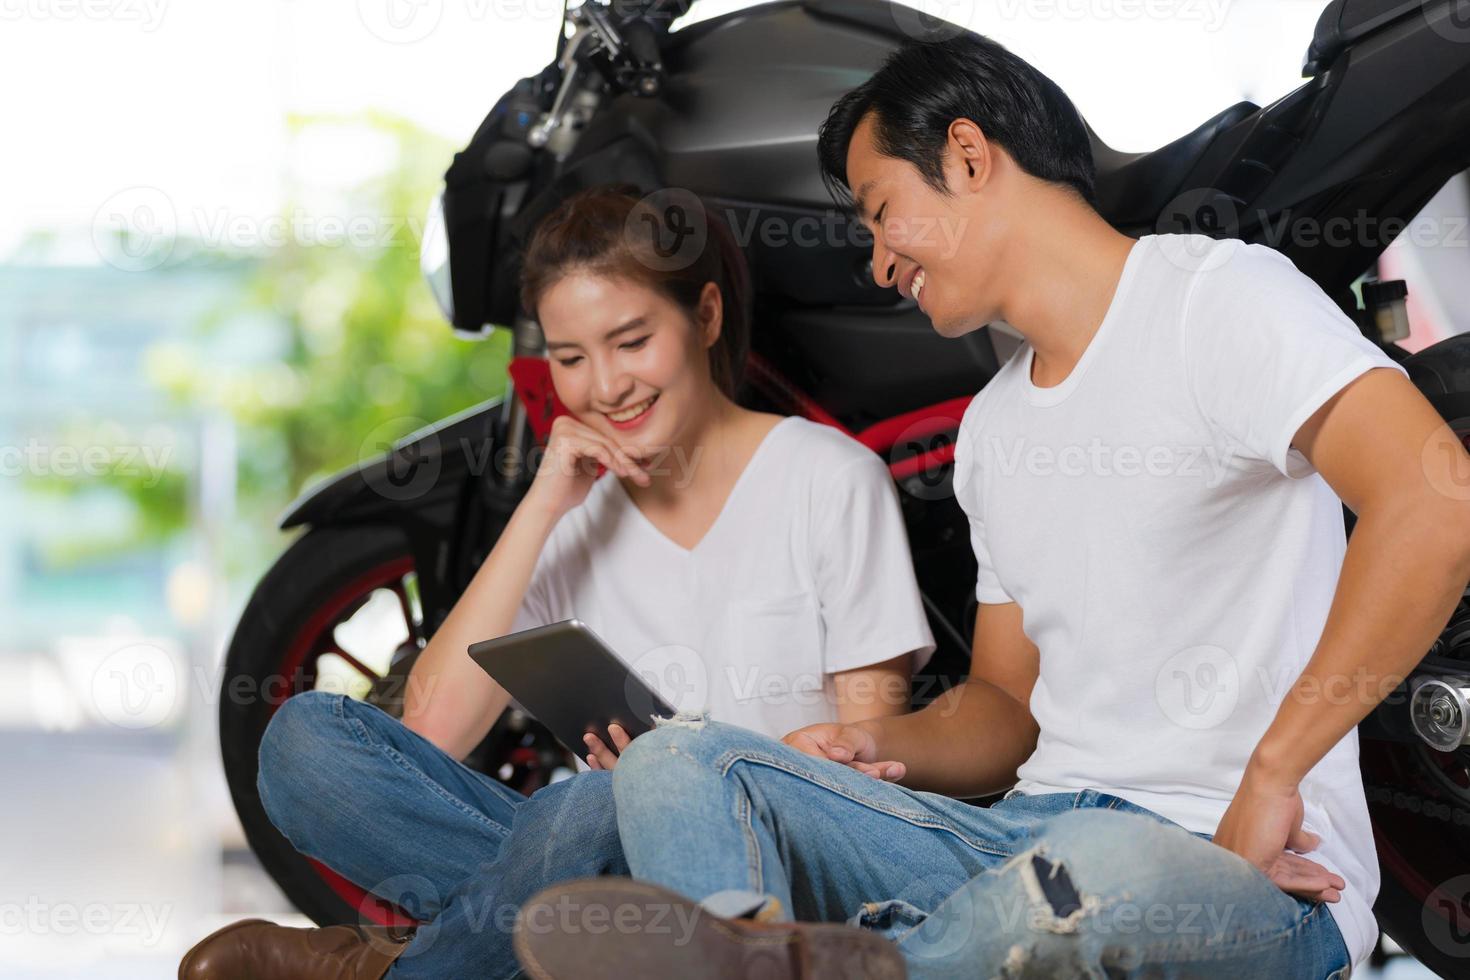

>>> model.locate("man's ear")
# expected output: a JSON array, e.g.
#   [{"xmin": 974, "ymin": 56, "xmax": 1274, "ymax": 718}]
[
  {"xmin": 699, "ymin": 280, "xmax": 723, "ymax": 349},
  {"xmin": 948, "ymin": 117, "xmax": 992, "ymax": 189}
]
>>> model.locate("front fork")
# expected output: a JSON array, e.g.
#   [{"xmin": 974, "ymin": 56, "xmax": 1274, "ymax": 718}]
[{"xmin": 497, "ymin": 314, "xmax": 549, "ymax": 486}]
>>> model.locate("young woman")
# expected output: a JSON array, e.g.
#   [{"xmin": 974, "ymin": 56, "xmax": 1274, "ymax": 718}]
[{"xmin": 178, "ymin": 184, "xmax": 935, "ymax": 980}]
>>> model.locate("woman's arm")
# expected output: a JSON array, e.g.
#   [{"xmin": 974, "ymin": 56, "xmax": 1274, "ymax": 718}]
[
  {"xmin": 831, "ymin": 652, "xmax": 913, "ymax": 724},
  {"xmin": 400, "ymin": 499, "xmax": 562, "ymax": 759},
  {"xmin": 401, "ymin": 414, "xmax": 651, "ymax": 760}
]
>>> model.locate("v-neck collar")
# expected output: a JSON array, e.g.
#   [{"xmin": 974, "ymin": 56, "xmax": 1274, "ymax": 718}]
[{"xmin": 612, "ymin": 416, "xmax": 794, "ymax": 557}]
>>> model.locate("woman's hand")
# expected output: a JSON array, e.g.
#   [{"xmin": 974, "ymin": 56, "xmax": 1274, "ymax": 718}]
[
  {"xmin": 526, "ymin": 415, "xmax": 652, "ymax": 521},
  {"xmin": 584, "ymin": 723, "xmax": 633, "ymax": 770},
  {"xmin": 782, "ymin": 722, "xmax": 905, "ymax": 781}
]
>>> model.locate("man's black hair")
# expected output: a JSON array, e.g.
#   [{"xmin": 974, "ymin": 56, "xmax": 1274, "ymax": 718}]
[{"xmin": 816, "ymin": 33, "xmax": 1097, "ymax": 211}]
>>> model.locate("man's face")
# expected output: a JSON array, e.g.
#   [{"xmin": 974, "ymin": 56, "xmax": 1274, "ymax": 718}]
[{"xmin": 844, "ymin": 112, "xmax": 1002, "ymax": 338}]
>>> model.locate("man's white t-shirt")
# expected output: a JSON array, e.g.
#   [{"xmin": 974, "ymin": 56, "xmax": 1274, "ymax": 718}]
[
  {"xmin": 511, "ymin": 414, "xmax": 936, "ymax": 743},
  {"xmin": 952, "ymin": 233, "xmax": 1407, "ymax": 973}
]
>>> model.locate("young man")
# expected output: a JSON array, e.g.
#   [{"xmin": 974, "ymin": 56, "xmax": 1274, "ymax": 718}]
[{"xmin": 512, "ymin": 32, "xmax": 1470, "ymax": 980}]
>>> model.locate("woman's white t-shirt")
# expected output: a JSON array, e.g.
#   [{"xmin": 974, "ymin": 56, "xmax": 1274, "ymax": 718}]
[{"xmin": 509, "ymin": 415, "xmax": 936, "ymax": 742}]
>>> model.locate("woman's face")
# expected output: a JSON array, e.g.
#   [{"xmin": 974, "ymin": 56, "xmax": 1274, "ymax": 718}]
[{"xmin": 537, "ymin": 271, "xmax": 721, "ymax": 451}]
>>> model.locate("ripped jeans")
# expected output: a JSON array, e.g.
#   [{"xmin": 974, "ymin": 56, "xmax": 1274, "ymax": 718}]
[{"xmin": 611, "ymin": 718, "xmax": 1354, "ymax": 980}]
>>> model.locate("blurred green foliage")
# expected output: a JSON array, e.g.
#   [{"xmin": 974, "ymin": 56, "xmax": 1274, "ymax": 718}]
[{"xmin": 28, "ymin": 110, "xmax": 511, "ymax": 580}]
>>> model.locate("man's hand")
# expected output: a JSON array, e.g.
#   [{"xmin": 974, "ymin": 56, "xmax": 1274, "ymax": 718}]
[
  {"xmin": 1213, "ymin": 766, "xmax": 1345, "ymax": 903},
  {"xmin": 781, "ymin": 722, "xmax": 905, "ymax": 781},
  {"xmin": 584, "ymin": 723, "xmax": 632, "ymax": 770}
]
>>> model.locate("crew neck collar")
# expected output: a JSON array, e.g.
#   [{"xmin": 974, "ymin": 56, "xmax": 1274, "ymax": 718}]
[{"xmin": 1022, "ymin": 235, "xmax": 1152, "ymax": 407}]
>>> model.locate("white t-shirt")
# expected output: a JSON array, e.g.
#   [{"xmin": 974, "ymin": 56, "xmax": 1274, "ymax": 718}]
[
  {"xmin": 511, "ymin": 414, "xmax": 936, "ymax": 744},
  {"xmin": 952, "ymin": 233, "xmax": 1407, "ymax": 973}
]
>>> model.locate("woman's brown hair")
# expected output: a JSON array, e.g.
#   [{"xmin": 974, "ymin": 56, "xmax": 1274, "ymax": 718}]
[{"xmin": 518, "ymin": 185, "xmax": 752, "ymax": 399}]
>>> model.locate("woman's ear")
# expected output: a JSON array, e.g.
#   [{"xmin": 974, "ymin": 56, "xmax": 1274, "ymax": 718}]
[{"xmin": 698, "ymin": 280, "xmax": 723, "ymax": 350}]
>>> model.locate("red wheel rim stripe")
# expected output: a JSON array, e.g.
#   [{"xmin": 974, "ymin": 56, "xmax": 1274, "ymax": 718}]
[{"xmin": 272, "ymin": 554, "xmax": 420, "ymax": 927}]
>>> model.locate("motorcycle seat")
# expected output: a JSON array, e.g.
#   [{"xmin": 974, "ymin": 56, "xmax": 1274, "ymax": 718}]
[
  {"xmin": 1087, "ymin": 100, "xmax": 1256, "ymax": 228},
  {"xmin": 800, "ymin": 0, "xmax": 1256, "ymax": 228}
]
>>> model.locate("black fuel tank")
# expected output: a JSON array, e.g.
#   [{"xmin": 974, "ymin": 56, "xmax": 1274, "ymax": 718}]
[{"xmin": 605, "ymin": 1, "xmax": 900, "ymax": 205}]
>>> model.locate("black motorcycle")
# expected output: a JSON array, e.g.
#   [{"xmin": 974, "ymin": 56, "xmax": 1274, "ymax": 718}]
[{"xmin": 220, "ymin": 0, "xmax": 1470, "ymax": 972}]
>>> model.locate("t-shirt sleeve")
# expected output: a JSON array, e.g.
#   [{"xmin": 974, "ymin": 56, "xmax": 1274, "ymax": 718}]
[
  {"xmin": 1182, "ymin": 243, "xmax": 1410, "ymax": 480},
  {"xmin": 810, "ymin": 448, "xmax": 937, "ymax": 675},
  {"xmin": 952, "ymin": 394, "xmax": 1015, "ymax": 605}
]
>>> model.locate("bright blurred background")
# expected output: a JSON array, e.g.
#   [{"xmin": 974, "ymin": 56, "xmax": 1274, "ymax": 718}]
[{"xmin": 0, "ymin": 0, "xmax": 1464, "ymax": 975}]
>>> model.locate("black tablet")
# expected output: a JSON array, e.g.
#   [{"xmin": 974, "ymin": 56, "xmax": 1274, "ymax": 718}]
[{"xmin": 467, "ymin": 619, "xmax": 678, "ymax": 760}]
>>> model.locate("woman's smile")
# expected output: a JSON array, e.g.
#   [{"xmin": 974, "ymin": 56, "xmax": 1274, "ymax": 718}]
[{"xmin": 605, "ymin": 393, "xmax": 659, "ymax": 430}]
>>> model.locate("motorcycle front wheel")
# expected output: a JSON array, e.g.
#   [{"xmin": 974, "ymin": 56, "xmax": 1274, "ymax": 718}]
[{"xmin": 218, "ymin": 522, "xmax": 572, "ymax": 926}]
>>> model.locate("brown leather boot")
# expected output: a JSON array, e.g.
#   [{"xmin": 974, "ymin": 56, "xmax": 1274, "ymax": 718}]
[
  {"xmin": 513, "ymin": 879, "xmax": 906, "ymax": 980},
  {"xmin": 178, "ymin": 918, "xmax": 414, "ymax": 979}
]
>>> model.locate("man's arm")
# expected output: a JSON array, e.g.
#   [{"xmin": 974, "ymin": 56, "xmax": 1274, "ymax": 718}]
[
  {"xmin": 854, "ymin": 600, "xmax": 1040, "ymax": 797},
  {"xmin": 831, "ymin": 653, "xmax": 913, "ymax": 724},
  {"xmin": 1246, "ymin": 367, "xmax": 1470, "ymax": 786}
]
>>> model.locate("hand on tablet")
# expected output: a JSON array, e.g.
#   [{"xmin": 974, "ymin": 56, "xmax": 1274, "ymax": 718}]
[{"xmin": 584, "ymin": 723, "xmax": 633, "ymax": 770}]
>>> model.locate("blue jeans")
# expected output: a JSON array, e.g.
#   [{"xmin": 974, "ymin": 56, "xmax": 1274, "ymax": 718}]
[
  {"xmin": 611, "ymin": 719, "xmax": 1354, "ymax": 980},
  {"xmin": 256, "ymin": 691, "xmax": 625, "ymax": 980}
]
